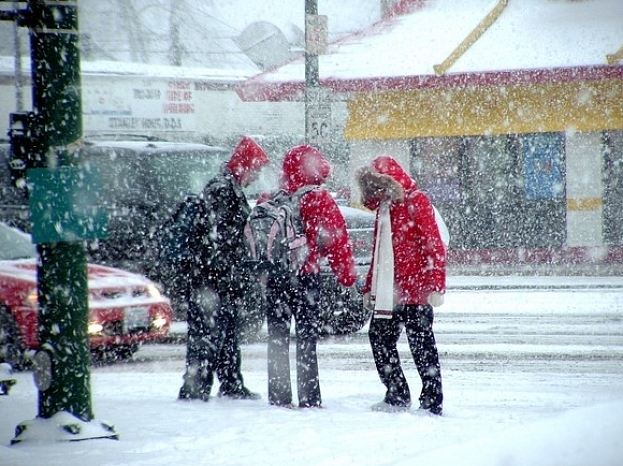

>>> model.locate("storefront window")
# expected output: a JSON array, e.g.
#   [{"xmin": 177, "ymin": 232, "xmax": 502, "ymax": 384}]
[
  {"xmin": 604, "ymin": 131, "xmax": 623, "ymax": 246},
  {"xmin": 411, "ymin": 133, "xmax": 566, "ymax": 250}
]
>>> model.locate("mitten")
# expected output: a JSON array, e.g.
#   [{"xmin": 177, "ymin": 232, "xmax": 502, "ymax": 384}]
[{"xmin": 427, "ymin": 292, "xmax": 445, "ymax": 307}]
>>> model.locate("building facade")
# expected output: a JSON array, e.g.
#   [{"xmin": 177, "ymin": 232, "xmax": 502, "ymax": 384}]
[
  {"xmin": 238, "ymin": 0, "xmax": 623, "ymax": 270},
  {"xmin": 344, "ymin": 68, "xmax": 623, "ymax": 268}
]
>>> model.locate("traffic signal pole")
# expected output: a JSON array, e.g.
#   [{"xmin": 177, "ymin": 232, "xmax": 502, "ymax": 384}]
[
  {"xmin": 28, "ymin": 0, "xmax": 92, "ymax": 422},
  {"xmin": 1, "ymin": 0, "xmax": 116, "ymax": 443}
]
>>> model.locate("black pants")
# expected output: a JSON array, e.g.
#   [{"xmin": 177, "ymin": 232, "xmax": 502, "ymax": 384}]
[
  {"xmin": 266, "ymin": 273, "xmax": 322, "ymax": 407},
  {"xmin": 368, "ymin": 304, "xmax": 443, "ymax": 410},
  {"xmin": 181, "ymin": 283, "xmax": 245, "ymax": 398}
]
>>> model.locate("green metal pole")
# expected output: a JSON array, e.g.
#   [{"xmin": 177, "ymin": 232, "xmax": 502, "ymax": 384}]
[{"xmin": 27, "ymin": 0, "xmax": 92, "ymax": 421}]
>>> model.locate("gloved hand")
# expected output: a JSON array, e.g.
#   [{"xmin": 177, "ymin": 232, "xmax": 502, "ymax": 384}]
[
  {"xmin": 362, "ymin": 292, "xmax": 374, "ymax": 311},
  {"xmin": 342, "ymin": 284, "xmax": 358, "ymax": 301},
  {"xmin": 427, "ymin": 292, "xmax": 445, "ymax": 307}
]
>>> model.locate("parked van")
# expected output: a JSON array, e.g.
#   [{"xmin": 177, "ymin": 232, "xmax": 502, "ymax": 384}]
[{"xmin": 0, "ymin": 139, "xmax": 230, "ymax": 314}]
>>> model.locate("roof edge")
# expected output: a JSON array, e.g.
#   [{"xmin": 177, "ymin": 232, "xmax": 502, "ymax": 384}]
[{"xmin": 237, "ymin": 64, "xmax": 623, "ymax": 102}]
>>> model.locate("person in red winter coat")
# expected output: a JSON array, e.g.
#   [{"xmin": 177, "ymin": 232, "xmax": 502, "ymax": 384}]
[
  {"xmin": 356, "ymin": 155, "xmax": 446, "ymax": 415},
  {"xmin": 266, "ymin": 144, "xmax": 357, "ymax": 408}
]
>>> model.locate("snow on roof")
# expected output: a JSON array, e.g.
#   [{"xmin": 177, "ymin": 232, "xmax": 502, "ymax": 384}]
[
  {"xmin": 81, "ymin": 59, "xmax": 259, "ymax": 82},
  {"xmin": 0, "ymin": 56, "xmax": 259, "ymax": 83},
  {"xmin": 238, "ymin": 0, "xmax": 623, "ymax": 101}
]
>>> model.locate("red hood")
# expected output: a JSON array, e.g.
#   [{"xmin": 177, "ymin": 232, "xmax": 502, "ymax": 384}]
[
  {"xmin": 282, "ymin": 145, "xmax": 332, "ymax": 192},
  {"xmin": 226, "ymin": 136, "xmax": 269, "ymax": 184},
  {"xmin": 372, "ymin": 155, "xmax": 417, "ymax": 191}
]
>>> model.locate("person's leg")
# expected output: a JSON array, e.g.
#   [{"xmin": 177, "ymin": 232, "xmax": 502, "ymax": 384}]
[
  {"xmin": 266, "ymin": 275, "xmax": 294, "ymax": 406},
  {"xmin": 215, "ymin": 290, "xmax": 260, "ymax": 399},
  {"xmin": 215, "ymin": 295, "xmax": 242, "ymax": 393},
  {"xmin": 368, "ymin": 307, "xmax": 411, "ymax": 407},
  {"xmin": 404, "ymin": 304, "xmax": 443, "ymax": 414},
  {"xmin": 292, "ymin": 274, "xmax": 322, "ymax": 408},
  {"xmin": 179, "ymin": 285, "xmax": 219, "ymax": 401}
]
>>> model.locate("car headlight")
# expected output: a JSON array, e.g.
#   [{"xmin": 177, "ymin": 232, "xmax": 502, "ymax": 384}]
[
  {"xmin": 151, "ymin": 315, "xmax": 168, "ymax": 330},
  {"xmin": 88, "ymin": 322, "xmax": 104, "ymax": 334},
  {"xmin": 24, "ymin": 288, "xmax": 38, "ymax": 308}
]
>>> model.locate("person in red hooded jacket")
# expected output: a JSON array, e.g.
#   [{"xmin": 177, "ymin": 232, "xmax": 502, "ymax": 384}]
[
  {"xmin": 179, "ymin": 136, "xmax": 269, "ymax": 402},
  {"xmin": 356, "ymin": 155, "xmax": 446, "ymax": 415},
  {"xmin": 265, "ymin": 144, "xmax": 357, "ymax": 408}
]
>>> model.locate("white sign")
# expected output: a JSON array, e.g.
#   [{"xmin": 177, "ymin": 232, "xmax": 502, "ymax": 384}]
[
  {"xmin": 305, "ymin": 14, "xmax": 328, "ymax": 56},
  {"xmin": 306, "ymin": 87, "xmax": 332, "ymax": 144},
  {"xmin": 306, "ymin": 104, "xmax": 331, "ymax": 144},
  {"xmin": 82, "ymin": 77, "xmax": 197, "ymax": 133}
]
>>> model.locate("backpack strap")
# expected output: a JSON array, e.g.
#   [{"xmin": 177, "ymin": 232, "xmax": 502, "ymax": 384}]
[
  {"xmin": 287, "ymin": 184, "xmax": 320, "ymax": 240},
  {"xmin": 289, "ymin": 184, "xmax": 320, "ymax": 203}
]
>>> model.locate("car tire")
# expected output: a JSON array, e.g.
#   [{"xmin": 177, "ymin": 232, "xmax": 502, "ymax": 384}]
[
  {"xmin": 0, "ymin": 307, "xmax": 28, "ymax": 370},
  {"xmin": 114, "ymin": 344, "xmax": 140, "ymax": 360},
  {"xmin": 91, "ymin": 343, "xmax": 140, "ymax": 363}
]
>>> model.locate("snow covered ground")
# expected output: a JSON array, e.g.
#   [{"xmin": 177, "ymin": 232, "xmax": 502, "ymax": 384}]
[{"xmin": 1, "ymin": 276, "xmax": 622, "ymax": 466}]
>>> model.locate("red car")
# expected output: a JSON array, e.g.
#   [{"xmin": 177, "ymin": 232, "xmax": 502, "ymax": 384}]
[{"xmin": 0, "ymin": 222, "xmax": 173, "ymax": 367}]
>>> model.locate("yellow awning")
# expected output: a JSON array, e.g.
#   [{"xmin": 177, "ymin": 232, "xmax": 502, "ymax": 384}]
[{"xmin": 345, "ymin": 78, "xmax": 623, "ymax": 140}]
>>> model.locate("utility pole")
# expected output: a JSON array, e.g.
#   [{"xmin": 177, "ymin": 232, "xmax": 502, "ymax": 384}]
[
  {"xmin": 304, "ymin": 0, "xmax": 330, "ymax": 146},
  {"xmin": 2, "ymin": 0, "xmax": 114, "ymax": 443},
  {"xmin": 305, "ymin": 0, "xmax": 320, "ymax": 100},
  {"xmin": 169, "ymin": 0, "xmax": 184, "ymax": 66}
]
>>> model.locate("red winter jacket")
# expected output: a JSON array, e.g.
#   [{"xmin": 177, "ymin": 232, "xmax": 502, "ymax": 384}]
[
  {"xmin": 362, "ymin": 156, "xmax": 446, "ymax": 305},
  {"xmin": 281, "ymin": 145, "xmax": 357, "ymax": 287}
]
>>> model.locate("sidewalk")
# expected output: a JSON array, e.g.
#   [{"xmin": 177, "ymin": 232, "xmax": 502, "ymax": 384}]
[
  {"xmin": 447, "ymin": 261, "xmax": 622, "ymax": 290},
  {"xmin": 447, "ymin": 274, "xmax": 623, "ymax": 290}
]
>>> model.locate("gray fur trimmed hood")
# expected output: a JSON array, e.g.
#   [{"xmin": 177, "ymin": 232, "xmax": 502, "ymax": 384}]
[{"xmin": 355, "ymin": 165, "xmax": 405, "ymax": 205}]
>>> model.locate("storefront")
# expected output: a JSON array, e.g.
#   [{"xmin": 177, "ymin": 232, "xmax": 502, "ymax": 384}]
[
  {"xmin": 345, "ymin": 69, "xmax": 623, "ymax": 261},
  {"xmin": 238, "ymin": 0, "xmax": 623, "ymax": 266}
]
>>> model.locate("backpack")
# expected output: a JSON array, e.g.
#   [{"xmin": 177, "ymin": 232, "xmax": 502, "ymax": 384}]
[
  {"xmin": 157, "ymin": 194, "xmax": 210, "ymax": 271},
  {"xmin": 243, "ymin": 185, "xmax": 318, "ymax": 276}
]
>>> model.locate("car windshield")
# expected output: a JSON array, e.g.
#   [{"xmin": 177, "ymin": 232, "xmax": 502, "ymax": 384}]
[
  {"xmin": 147, "ymin": 151, "xmax": 227, "ymax": 200},
  {"xmin": 0, "ymin": 223, "xmax": 36, "ymax": 260},
  {"xmin": 85, "ymin": 147, "xmax": 229, "ymax": 206}
]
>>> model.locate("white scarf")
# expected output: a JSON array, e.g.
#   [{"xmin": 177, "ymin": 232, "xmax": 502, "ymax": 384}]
[{"xmin": 370, "ymin": 201, "xmax": 394, "ymax": 319}]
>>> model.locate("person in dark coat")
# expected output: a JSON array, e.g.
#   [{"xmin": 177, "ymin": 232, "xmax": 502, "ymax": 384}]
[
  {"xmin": 265, "ymin": 144, "xmax": 358, "ymax": 408},
  {"xmin": 179, "ymin": 136, "xmax": 269, "ymax": 402},
  {"xmin": 356, "ymin": 155, "xmax": 446, "ymax": 415}
]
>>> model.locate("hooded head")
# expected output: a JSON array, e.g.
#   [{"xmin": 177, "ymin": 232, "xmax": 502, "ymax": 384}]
[
  {"xmin": 282, "ymin": 144, "xmax": 332, "ymax": 192},
  {"xmin": 226, "ymin": 136, "xmax": 269, "ymax": 187},
  {"xmin": 356, "ymin": 155, "xmax": 413, "ymax": 206},
  {"xmin": 371, "ymin": 155, "xmax": 416, "ymax": 191}
]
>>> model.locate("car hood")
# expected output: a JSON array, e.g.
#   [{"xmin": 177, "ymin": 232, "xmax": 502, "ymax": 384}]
[{"xmin": 0, "ymin": 259, "xmax": 159, "ymax": 290}]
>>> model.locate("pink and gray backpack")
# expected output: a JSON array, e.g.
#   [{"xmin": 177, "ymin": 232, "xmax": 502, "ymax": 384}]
[{"xmin": 244, "ymin": 185, "xmax": 317, "ymax": 276}]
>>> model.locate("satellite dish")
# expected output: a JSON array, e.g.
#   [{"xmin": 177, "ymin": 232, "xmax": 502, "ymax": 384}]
[{"xmin": 236, "ymin": 21, "xmax": 291, "ymax": 70}]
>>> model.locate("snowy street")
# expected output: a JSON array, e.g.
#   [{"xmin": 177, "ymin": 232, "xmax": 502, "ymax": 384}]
[
  {"xmin": 1, "ymin": 0, "xmax": 622, "ymax": 464},
  {"xmin": 2, "ymin": 278, "xmax": 623, "ymax": 466}
]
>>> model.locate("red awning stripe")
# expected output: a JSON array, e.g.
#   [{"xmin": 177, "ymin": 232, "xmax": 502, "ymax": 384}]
[{"xmin": 237, "ymin": 65, "xmax": 623, "ymax": 102}]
